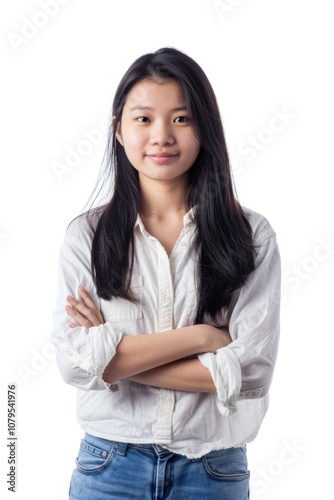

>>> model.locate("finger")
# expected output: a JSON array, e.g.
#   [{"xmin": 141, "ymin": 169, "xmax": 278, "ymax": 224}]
[
  {"xmin": 78, "ymin": 287, "xmax": 97, "ymax": 309},
  {"xmin": 78, "ymin": 287, "xmax": 104, "ymax": 324},
  {"xmin": 66, "ymin": 295, "xmax": 102, "ymax": 327},
  {"xmin": 65, "ymin": 304, "xmax": 93, "ymax": 328},
  {"xmin": 66, "ymin": 295, "xmax": 97, "ymax": 321},
  {"xmin": 68, "ymin": 321, "xmax": 78, "ymax": 329}
]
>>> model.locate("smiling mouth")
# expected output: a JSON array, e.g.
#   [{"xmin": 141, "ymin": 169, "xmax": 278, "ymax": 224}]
[
  {"xmin": 146, "ymin": 153, "xmax": 178, "ymax": 164},
  {"xmin": 147, "ymin": 153, "xmax": 178, "ymax": 157}
]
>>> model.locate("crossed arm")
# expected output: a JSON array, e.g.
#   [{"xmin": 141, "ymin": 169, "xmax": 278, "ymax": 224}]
[{"xmin": 65, "ymin": 287, "xmax": 232, "ymax": 393}]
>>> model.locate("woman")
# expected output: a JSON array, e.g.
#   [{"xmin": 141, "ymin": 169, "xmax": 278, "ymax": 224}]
[{"xmin": 51, "ymin": 47, "xmax": 281, "ymax": 499}]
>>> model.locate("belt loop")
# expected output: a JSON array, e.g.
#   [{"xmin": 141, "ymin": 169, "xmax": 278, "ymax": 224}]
[{"xmin": 114, "ymin": 441, "xmax": 128, "ymax": 456}]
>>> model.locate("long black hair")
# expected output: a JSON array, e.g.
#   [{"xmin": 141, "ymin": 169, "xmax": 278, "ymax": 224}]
[{"xmin": 88, "ymin": 47, "xmax": 255, "ymax": 324}]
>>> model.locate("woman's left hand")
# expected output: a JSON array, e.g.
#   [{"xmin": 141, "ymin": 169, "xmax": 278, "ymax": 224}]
[{"xmin": 65, "ymin": 286, "xmax": 104, "ymax": 328}]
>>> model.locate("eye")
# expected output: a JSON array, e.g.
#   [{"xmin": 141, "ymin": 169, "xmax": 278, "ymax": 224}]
[
  {"xmin": 174, "ymin": 116, "xmax": 190, "ymax": 123},
  {"xmin": 136, "ymin": 116, "xmax": 151, "ymax": 123}
]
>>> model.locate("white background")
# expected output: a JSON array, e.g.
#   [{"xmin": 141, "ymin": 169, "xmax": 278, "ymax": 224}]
[{"xmin": 1, "ymin": 0, "xmax": 333, "ymax": 498}]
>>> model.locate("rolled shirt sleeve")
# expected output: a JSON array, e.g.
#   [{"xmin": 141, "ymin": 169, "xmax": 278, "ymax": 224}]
[
  {"xmin": 51, "ymin": 214, "xmax": 123, "ymax": 391},
  {"xmin": 198, "ymin": 211, "xmax": 281, "ymax": 415}
]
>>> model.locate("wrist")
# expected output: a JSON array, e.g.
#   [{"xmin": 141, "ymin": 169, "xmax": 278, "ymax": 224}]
[
  {"xmin": 201, "ymin": 324, "xmax": 216, "ymax": 352},
  {"xmin": 192, "ymin": 324, "xmax": 213, "ymax": 353}
]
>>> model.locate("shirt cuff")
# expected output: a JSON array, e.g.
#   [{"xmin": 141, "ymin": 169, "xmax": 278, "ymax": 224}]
[
  {"xmin": 198, "ymin": 349, "xmax": 242, "ymax": 416},
  {"xmin": 103, "ymin": 381, "xmax": 120, "ymax": 393}
]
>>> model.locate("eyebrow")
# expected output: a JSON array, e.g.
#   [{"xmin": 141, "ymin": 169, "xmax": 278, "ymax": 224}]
[{"xmin": 129, "ymin": 105, "xmax": 188, "ymax": 112}]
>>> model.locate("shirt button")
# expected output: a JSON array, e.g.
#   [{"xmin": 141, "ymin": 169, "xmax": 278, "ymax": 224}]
[
  {"xmin": 109, "ymin": 384, "xmax": 119, "ymax": 392},
  {"xmin": 165, "ymin": 397, "xmax": 171, "ymax": 403}
]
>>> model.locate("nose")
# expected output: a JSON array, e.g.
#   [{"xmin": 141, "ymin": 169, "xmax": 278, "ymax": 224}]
[{"xmin": 150, "ymin": 120, "xmax": 175, "ymax": 146}]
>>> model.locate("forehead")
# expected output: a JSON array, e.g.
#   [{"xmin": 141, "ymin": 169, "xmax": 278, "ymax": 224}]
[{"xmin": 124, "ymin": 78, "xmax": 187, "ymax": 110}]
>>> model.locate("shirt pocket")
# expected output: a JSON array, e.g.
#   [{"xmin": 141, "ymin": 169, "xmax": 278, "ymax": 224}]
[{"xmin": 100, "ymin": 275, "xmax": 143, "ymax": 323}]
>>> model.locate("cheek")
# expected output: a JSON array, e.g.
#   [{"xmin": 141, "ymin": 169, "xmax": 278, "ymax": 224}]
[
  {"xmin": 186, "ymin": 137, "xmax": 201, "ymax": 159},
  {"xmin": 123, "ymin": 131, "xmax": 145, "ymax": 157}
]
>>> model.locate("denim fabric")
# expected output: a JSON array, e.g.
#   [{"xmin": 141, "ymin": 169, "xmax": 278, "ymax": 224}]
[{"xmin": 69, "ymin": 433, "xmax": 249, "ymax": 499}]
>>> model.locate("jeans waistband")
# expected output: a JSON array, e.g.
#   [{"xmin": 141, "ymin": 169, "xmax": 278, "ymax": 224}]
[{"xmin": 84, "ymin": 433, "xmax": 174, "ymax": 457}]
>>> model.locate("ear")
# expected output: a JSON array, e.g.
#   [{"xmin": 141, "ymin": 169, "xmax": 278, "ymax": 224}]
[{"xmin": 112, "ymin": 115, "xmax": 123, "ymax": 146}]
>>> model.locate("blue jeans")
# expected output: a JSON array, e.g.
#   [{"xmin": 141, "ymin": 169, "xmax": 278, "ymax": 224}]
[{"xmin": 69, "ymin": 433, "xmax": 250, "ymax": 499}]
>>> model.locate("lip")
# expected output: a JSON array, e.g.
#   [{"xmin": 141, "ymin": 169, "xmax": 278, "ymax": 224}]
[{"xmin": 146, "ymin": 153, "xmax": 178, "ymax": 164}]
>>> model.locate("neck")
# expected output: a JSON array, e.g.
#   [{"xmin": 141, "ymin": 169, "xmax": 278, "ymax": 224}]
[{"xmin": 139, "ymin": 176, "xmax": 189, "ymax": 218}]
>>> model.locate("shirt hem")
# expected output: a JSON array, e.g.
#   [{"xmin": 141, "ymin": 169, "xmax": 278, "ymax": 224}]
[{"xmin": 79, "ymin": 426, "xmax": 259, "ymax": 459}]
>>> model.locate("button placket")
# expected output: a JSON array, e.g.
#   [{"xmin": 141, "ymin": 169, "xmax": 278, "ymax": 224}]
[{"xmin": 155, "ymin": 244, "xmax": 175, "ymax": 442}]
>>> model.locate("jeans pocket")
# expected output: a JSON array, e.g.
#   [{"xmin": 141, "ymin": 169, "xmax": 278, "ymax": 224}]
[
  {"xmin": 202, "ymin": 446, "xmax": 250, "ymax": 481},
  {"xmin": 75, "ymin": 438, "xmax": 114, "ymax": 474}
]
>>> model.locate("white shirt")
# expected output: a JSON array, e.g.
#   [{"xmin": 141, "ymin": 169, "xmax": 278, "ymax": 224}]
[{"xmin": 51, "ymin": 206, "xmax": 280, "ymax": 459}]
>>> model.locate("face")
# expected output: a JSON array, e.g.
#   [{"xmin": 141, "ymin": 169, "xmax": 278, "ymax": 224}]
[{"xmin": 115, "ymin": 78, "xmax": 201, "ymax": 185}]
